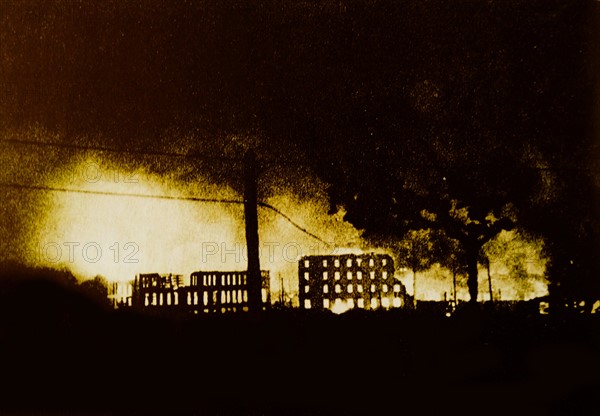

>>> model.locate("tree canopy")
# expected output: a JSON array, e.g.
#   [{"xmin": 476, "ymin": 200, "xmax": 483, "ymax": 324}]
[{"xmin": 2, "ymin": 0, "xmax": 597, "ymax": 304}]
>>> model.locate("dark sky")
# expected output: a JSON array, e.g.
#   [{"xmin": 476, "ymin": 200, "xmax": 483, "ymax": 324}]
[
  {"xmin": 0, "ymin": 0, "xmax": 598, "ymax": 291},
  {"xmin": 2, "ymin": 0, "xmax": 596, "ymax": 158}
]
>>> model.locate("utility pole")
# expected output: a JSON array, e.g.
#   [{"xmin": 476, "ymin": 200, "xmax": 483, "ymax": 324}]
[
  {"xmin": 486, "ymin": 258, "xmax": 493, "ymax": 303},
  {"xmin": 244, "ymin": 150, "xmax": 262, "ymax": 313},
  {"xmin": 279, "ymin": 273, "xmax": 285, "ymax": 306},
  {"xmin": 413, "ymin": 269, "xmax": 417, "ymax": 309},
  {"xmin": 452, "ymin": 271, "xmax": 458, "ymax": 306}
]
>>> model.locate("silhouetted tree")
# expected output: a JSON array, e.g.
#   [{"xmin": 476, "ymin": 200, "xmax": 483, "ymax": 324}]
[
  {"xmin": 301, "ymin": 0, "xmax": 596, "ymax": 305},
  {"xmin": 395, "ymin": 229, "xmax": 438, "ymax": 306},
  {"xmin": 520, "ymin": 169, "xmax": 600, "ymax": 311},
  {"xmin": 1, "ymin": 0, "xmax": 596, "ymax": 306},
  {"xmin": 437, "ymin": 234, "xmax": 468, "ymax": 304},
  {"xmin": 79, "ymin": 275, "xmax": 111, "ymax": 308}
]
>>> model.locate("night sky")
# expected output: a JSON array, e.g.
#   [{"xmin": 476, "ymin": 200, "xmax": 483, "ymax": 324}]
[{"xmin": 1, "ymin": 0, "xmax": 598, "ymax": 299}]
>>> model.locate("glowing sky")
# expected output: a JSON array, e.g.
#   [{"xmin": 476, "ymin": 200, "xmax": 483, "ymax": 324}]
[
  {"xmin": 1, "ymin": 137, "xmax": 364, "ymax": 293},
  {"xmin": 0, "ymin": 131, "xmax": 548, "ymax": 302},
  {"xmin": 1, "ymin": 0, "xmax": 593, "ymax": 304}
]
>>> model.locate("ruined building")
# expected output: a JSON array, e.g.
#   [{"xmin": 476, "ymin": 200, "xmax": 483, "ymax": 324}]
[
  {"xmin": 298, "ymin": 254, "xmax": 406, "ymax": 312},
  {"xmin": 131, "ymin": 273, "xmax": 185, "ymax": 310},
  {"xmin": 131, "ymin": 271, "xmax": 270, "ymax": 313}
]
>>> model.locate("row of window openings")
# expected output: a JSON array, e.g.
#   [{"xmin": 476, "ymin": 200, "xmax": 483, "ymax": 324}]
[
  {"xmin": 303, "ymin": 258, "xmax": 388, "ymax": 268},
  {"xmin": 144, "ymin": 292, "xmax": 178, "ymax": 306},
  {"xmin": 304, "ymin": 271, "xmax": 388, "ymax": 281},
  {"xmin": 193, "ymin": 274, "xmax": 248, "ymax": 287},
  {"xmin": 189, "ymin": 290, "xmax": 249, "ymax": 306},
  {"xmin": 304, "ymin": 297, "xmax": 402, "ymax": 309},
  {"xmin": 144, "ymin": 290, "xmax": 255, "ymax": 306},
  {"xmin": 305, "ymin": 283, "xmax": 401, "ymax": 294}
]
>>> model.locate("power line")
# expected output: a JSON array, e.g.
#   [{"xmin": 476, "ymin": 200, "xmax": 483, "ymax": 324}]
[
  {"xmin": 258, "ymin": 202, "xmax": 333, "ymax": 246},
  {"xmin": 0, "ymin": 138, "xmax": 242, "ymax": 163},
  {"xmin": 0, "ymin": 140, "xmax": 332, "ymax": 243},
  {"xmin": 0, "ymin": 182, "xmax": 331, "ymax": 244},
  {"xmin": 0, "ymin": 182, "xmax": 244, "ymax": 204}
]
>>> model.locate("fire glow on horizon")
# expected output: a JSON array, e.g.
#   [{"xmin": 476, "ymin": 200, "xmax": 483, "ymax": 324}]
[
  {"xmin": 27, "ymin": 156, "xmax": 365, "ymax": 289},
  {"xmin": 6, "ymin": 149, "xmax": 549, "ymax": 302}
]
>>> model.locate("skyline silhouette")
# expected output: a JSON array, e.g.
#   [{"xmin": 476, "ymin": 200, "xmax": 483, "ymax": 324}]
[{"xmin": 1, "ymin": 0, "xmax": 598, "ymax": 414}]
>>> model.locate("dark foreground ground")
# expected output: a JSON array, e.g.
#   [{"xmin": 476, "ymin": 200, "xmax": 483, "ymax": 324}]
[{"xmin": 0, "ymin": 274, "xmax": 599, "ymax": 416}]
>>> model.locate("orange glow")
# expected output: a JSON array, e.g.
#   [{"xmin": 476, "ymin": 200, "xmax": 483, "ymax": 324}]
[
  {"xmin": 14, "ymin": 150, "xmax": 549, "ymax": 303},
  {"xmin": 34, "ymin": 158, "xmax": 243, "ymax": 282},
  {"xmin": 331, "ymin": 299, "xmax": 351, "ymax": 314},
  {"xmin": 31, "ymin": 157, "xmax": 368, "ymax": 290}
]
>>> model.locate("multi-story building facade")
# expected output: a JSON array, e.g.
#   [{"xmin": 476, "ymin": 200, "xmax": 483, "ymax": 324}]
[
  {"xmin": 131, "ymin": 273, "xmax": 184, "ymax": 309},
  {"xmin": 109, "ymin": 280, "xmax": 133, "ymax": 308},
  {"xmin": 298, "ymin": 254, "xmax": 406, "ymax": 312},
  {"xmin": 131, "ymin": 270, "xmax": 270, "ymax": 314},
  {"xmin": 181, "ymin": 270, "xmax": 270, "ymax": 314}
]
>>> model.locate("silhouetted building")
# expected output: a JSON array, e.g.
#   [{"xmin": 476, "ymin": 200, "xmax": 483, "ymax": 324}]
[
  {"xmin": 298, "ymin": 254, "xmax": 406, "ymax": 312},
  {"xmin": 180, "ymin": 270, "xmax": 270, "ymax": 314},
  {"xmin": 109, "ymin": 281, "xmax": 133, "ymax": 308},
  {"xmin": 131, "ymin": 271, "xmax": 270, "ymax": 314},
  {"xmin": 132, "ymin": 273, "xmax": 185, "ymax": 309}
]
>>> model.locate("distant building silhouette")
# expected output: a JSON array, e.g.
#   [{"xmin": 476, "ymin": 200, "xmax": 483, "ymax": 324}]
[
  {"xmin": 131, "ymin": 271, "xmax": 270, "ymax": 313},
  {"xmin": 298, "ymin": 254, "xmax": 406, "ymax": 312},
  {"xmin": 182, "ymin": 270, "xmax": 270, "ymax": 313},
  {"xmin": 131, "ymin": 273, "xmax": 185, "ymax": 309},
  {"xmin": 109, "ymin": 280, "xmax": 133, "ymax": 308}
]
